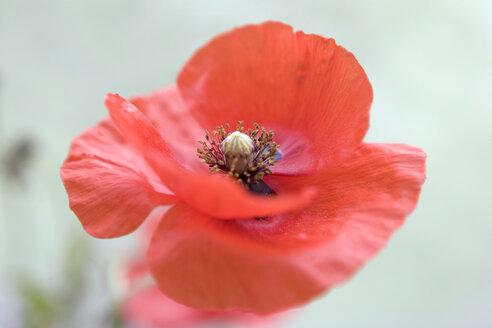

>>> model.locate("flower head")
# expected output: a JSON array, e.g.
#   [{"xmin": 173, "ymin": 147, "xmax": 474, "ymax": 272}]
[{"xmin": 61, "ymin": 22, "xmax": 426, "ymax": 314}]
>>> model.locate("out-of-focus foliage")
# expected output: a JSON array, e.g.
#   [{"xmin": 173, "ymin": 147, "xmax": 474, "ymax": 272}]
[
  {"xmin": 18, "ymin": 279, "xmax": 57, "ymax": 328},
  {"xmin": 17, "ymin": 237, "xmax": 122, "ymax": 328}
]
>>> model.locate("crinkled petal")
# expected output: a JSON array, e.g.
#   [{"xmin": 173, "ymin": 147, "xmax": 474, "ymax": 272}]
[
  {"xmin": 124, "ymin": 233, "xmax": 283, "ymax": 328},
  {"xmin": 60, "ymin": 119, "xmax": 176, "ymax": 238},
  {"xmin": 106, "ymin": 93, "xmax": 316, "ymax": 219},
  {"xmin": 123, "ymin": 266, "xmax": 273, "ymax": 327},
  {"xmin": 123, "ymin": 258, "xmax": 224, "ymax": 327},
  {"xmin": 147, "ymin": 143, "xmax": 426, "ymax": 313},
  {"xmin": 131, "ymin": 85, "xmax": 206, "ymax": 172},
  {"xmin": 262, "ymin": 142, "xmax": 427, "ymax": 246},
  {"xmin": 177, "ymin": 21, "xmax": 372, "ymax": 173},
  {"xmin": 123, "ymin": 287, "xmax": 220, "ymax": 327}
]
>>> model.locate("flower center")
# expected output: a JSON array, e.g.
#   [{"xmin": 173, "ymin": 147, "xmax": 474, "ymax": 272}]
[{"xmin": 197, "ymin": 121, "xmax": 279, "ymax": 185}]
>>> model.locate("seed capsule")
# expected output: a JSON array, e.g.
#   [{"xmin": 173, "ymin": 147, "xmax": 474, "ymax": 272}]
[{"xmin": 221, "ymin": 131, "xmax": 254, "ymax": 174}]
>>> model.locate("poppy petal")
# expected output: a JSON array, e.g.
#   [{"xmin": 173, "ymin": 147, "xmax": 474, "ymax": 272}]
[
  {"xmin": 147, "ymin": 204, "xmax": 319, "ymax": 314},
  {"xmin": 177, "ymin": 21, "xmax": 372, "ymax": 173},
  {"xmin": 124, "ymin": 215, "xmax": 284, "ymax": 327},
  {"xmin": 60, "ymin": 120, "xmax": 176, "ymax": 238},
  {"xmin": 123, "ymin": 258, "xmax": 221, "ymax": 327},
  {"xmin": 131, "ymin": 85, "xmax": 206, "ymax": 172},
  {"xmin": 123, "ymin": 286, "xmax": 217, "ymax": 327},
  {"xmin": 106, "ymin": 93, "xmax": 316, "ymax": 219},
  {"xmin": 147, "ymin": 143, "xmax": 425, "ymax": 313},
  {"xmin": 262, "ymin": 142, "xmax": 427, "ymax": 246}
]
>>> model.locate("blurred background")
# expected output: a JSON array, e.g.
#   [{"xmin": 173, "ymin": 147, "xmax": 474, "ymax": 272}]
[{"xmin": 0, "ymin": 0, "xmax": 491, "ymax": 327}]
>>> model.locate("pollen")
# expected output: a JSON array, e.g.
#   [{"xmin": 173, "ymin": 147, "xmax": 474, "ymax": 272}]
[{"xmin": 197, "ymin": 121, "xmax": 279, "ymax": 184}]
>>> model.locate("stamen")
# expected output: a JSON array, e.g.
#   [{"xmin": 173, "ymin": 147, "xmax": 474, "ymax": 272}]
[{"xmin": 197, "ymin": 121, "xmax": 279, "ymax": 184}]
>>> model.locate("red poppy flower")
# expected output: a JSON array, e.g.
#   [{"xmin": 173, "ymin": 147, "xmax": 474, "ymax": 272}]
[{"xmin": 61, "ymin": 21, "xmax": 426, "ymax": 314}]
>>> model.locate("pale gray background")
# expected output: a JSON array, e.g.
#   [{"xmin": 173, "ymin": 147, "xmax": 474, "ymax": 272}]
[{"xmin": 0, "ymin": 0, "xmax": 491, "ymax": 327}]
